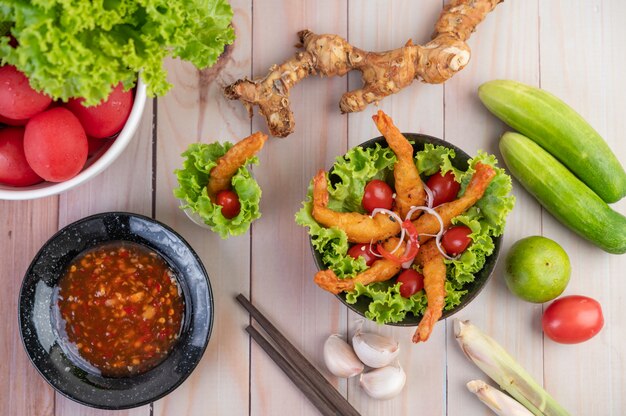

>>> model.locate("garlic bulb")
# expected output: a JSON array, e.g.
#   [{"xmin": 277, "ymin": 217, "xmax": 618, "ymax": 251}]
[
  {"xmin": 359, "ymin": 361, "xmax": 406, "ymax": 400},
  {"xmin": 352, "ymin": 326, "xmax": 399, "ymax": 368},
  {"xmin": 323, "ymin": 334, "xmax": 364, "ymax": 378}
]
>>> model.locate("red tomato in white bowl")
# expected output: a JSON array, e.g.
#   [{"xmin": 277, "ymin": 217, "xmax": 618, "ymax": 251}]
[
  {"xmin": 24, "ymin": 108, "xmax": 88, "ymax": 182},
  {"xmin": 0, "ymin": 127, "xmax": 43, "ymax": 186},
  {"xmin": 0, "ymin": 65, "xmax": 52, "ymax": 120},
  {"xmin": 65, "ymin": 83, "xmax": 134, "ymax": 139},
  {"xmin": 0, "ymin": 79, "xmax": 146, "ymax": 200}
]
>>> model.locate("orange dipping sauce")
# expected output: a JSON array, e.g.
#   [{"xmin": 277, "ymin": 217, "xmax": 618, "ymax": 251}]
[{"xmin": 56, "ymin": 242, "xmax": 184, "ymax": 377}]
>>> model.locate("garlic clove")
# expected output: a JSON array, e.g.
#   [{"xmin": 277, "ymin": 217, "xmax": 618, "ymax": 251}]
[
  {"xmin": 352, "ymin": 328, "xmax": 400, "ymax": 368},
  {"xmin": 359, "ymin": 361, "xmax": 406, "ymax": 400},
  {"xmin": 323, "ymin": 334, "xmax": 364, "ymax": 378}
]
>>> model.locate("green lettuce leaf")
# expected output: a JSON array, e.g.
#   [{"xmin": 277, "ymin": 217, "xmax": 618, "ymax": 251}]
[
  {"xmin": 174, "ymin": 142, "xmax": 261, "ymax": 239},
  {"xmin": 0, "ymin": 0, "xmax": 235, "ymax": 105},
  {"xmin": 327, "ymin": 144, "xmax": 396, "ymax": 213},
  {"xmin": 297, "ymin": 142, "xmax": 515, "ymax": 325}
]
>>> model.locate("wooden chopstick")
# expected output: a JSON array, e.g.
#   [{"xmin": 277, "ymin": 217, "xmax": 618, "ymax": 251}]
[
  {"xmin": 246, "ymin": 326, "xmax": 338, "ymax": 416},
  {"xmin": 236, "ymin": 294, "xmax": 360, "ymax": 416}
]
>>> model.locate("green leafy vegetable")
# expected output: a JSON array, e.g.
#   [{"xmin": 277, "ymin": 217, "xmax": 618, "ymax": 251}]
[
  {"xmin": 174, "ymin": 142, "xmax": 261, "ymax": 239},
  {"xmin": 0, "ymin": 0, "xmax": 235, "ymax": 105},
  {"xmin": 297, "ymin": 142, "xmax": 515, "ymax": 324}
]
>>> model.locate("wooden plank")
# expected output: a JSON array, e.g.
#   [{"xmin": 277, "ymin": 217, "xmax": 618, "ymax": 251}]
[
  {"xmin": 0, "ymin": 198, "xmax": 57, "ymax": 416},
  {"xmin": 152, "ymin": 1, "xmax": 253, "ymax": 415},
  {"xmin": 442, "ymin": 1, "xmax": 544, "ymax": 415},
  {"xmin": 539, "ymin": 1, "xmax": 626, "ymax": 414},
  {"xmin": 55, "ymin": 93, "xmax": 154, "ymax": 416},
  {"xmin": 346, "ymin": 1, "xmax": 446, "ymax": 414},
  {"xmin": 249, "ymin": 0, "xmax": 348, "ymax": 415}
]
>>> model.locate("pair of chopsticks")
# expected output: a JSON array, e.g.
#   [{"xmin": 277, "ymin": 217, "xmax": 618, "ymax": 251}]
[{"xmin": 236, "ymin": 294, "xmax": 360, "ymax": 416}]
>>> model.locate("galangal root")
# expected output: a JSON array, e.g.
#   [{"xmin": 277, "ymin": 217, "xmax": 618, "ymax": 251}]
[{"xmin": 224, "ymin": 0, "xmax": 503, "ymax": 137}]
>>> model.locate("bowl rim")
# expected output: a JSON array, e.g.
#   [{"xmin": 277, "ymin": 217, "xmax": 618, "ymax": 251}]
[
  {"xmin": 0, "ymin": 78, "xmax": 148, "ymax": 200},
  {"xmin": 18, "ymin": 211, "xmax": 214, "ymax": 409},
  {"xmin": 309, "ymin": 133, "xmax": 502, "ymax": 327}
]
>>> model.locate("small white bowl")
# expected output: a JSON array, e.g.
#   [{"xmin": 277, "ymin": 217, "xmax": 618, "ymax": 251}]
[{"xmin": 0, "ymin": 79, "xmax": 147, "ymax": 200}]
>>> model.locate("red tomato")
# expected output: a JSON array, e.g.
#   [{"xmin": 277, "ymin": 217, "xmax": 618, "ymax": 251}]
[
  {"xmin": 0, "ymin": 113, "xmax": 28, "ymax": 126},
  {"xmin": 441, "ymin": 225, "xmax": 472, "ymax": 256},
  {"xmin": 24, "ymin": 108, "xmax": 88, "ymax": 182},
  {"xmin": 0, "ymin": 65, "xmax": 52, "ymax": 120},
  {"xmin": 87, "ymin": 137, "xmax": 112, "ymax": 157},
  {"xmin": 362, "ymin": 179, "xmax": 394, "ymax": 213},
  {"xmin": 0, "ymin": 127, "xmax": 43, "ymax": 186},
  {"xmin": 396, "ymin": 269, "xmax": 425, "ymax": 298},
  {"xmin": 542, "ymin": 295, "xmax": 604, "ymax": 344},
  {"xmin": 347, "ymin": 243, "xmax": 379, "ymax": 266},
  {"xmin": 216, "ymin": 190, "xmax": 241, "ymax": 219},
  {"xmin": 426, "ymin": 171, "xmax": 460, "ymax": 207},
  {"xmin": 65, "ymin": 83, "xmax": 133, "ymax": 139}
]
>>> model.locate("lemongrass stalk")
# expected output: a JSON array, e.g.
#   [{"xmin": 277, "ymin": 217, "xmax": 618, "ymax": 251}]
[
  {"xmin": 454, "ymin": 320, "xmax": 570, "ymax": 416},
  {"xmin": 467, "ymin": 380, "xmax": 534, "ymax": 416}
]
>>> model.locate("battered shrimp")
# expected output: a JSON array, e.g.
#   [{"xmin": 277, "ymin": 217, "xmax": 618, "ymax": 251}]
[
  {"xmin": 372, "ymin": 110, "xmax": 425, "ymax": 218},
  {"xmin": 412, "ymin": 239, "xmax": 446, "ymax": 343},
  {"xmin": 314, "ymin": 238, "xmax": 405, "ymax": 294},
  {"xmin": 207, "ymin": 131, "xmax": 268, "ymax": 200},
  {"xmin": 312, "ymin": 170, "xmax": 401, "ymax": 243},
  {"xmin": 413, "ymin": 162, "xmax": 496, "ymax": 240}
]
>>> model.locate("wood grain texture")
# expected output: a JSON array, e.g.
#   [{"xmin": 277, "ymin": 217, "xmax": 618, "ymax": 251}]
[
  {"xmin": 540, "ymin": 1, "xmax": 626, "ymax": 415},
  {"xmin": 0, "ymin": 198, "xmax": 57, "ymax": 416},
  {"xmin": 347, "ymin": 1, "xmax": 446, "ymax": 414},
  {"xmin": 249, "ymin": 1, "xmax": 348, "ymax": 415},
  {"xmin": 54, "ymin": 90, "xmax": 154, "ymax": 416},
  {"xmin": 442, "ymin": 1, "xmax": 544, "ymax": 415},
  {"xmin": 153, "ymin": 1, "xmax": 253, "ymax": 415},
  {"xmin": 2, "ymin": 2, "xmax": 626, "ymax": 415}
]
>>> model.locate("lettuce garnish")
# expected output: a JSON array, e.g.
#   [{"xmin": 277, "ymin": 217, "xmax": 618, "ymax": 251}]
[
  {"xmin": 0, "ymin": 0, "xmax": 235, "ymax": 105},
  {"xmin": 174, "ymin": 142, "xmax": 261, "ymax": 239},
  {"xmin": 296, "ymin": 143, "xmax": 515, "ymax": 324}
]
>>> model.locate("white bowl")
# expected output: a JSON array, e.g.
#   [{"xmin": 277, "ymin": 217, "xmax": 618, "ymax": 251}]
[{"xmin": 0, "ymin": 78, "xmax": 147, "ymax": 200}]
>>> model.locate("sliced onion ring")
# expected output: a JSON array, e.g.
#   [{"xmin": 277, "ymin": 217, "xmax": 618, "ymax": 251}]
[{"xmin": 422, "ymin": 182, "xmax": 434, "ymax": 209}]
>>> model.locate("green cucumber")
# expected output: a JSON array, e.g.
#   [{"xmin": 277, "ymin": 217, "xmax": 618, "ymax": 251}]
[
  {"xmin": 479, "ymin": 80, "xmax": 626, "ymax": 203},
  {"xmin": 500, "ymin": 132, "xmax": 626, "ymax": 254}
]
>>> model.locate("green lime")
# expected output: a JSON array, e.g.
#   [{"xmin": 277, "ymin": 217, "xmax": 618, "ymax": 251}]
[{"xmin": 503, "ymin": 236, "xmax": 571, "ymax": 303}]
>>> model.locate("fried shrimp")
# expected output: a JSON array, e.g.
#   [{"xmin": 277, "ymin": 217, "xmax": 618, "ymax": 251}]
[
  {"xmin": 373, "ymin": 110, "xmax": 426, "ymax": 218},
  {"xmin": 412, "ymin": 239, "xmax": 446, "ymax": 343},
  {"xmin": 413, "ymin": 162, "xmax": 496, "ymax": 240},
  {"xmin": 207, "ymin": 131, "xmax": 268, "ymax": 201},
  {"xmin": 314, "ymin": 238, "xmax": 405, "ymax": 294},
  {"xmin": 311, "ymin": 170, "xmax": 401, "ymax": 243}
]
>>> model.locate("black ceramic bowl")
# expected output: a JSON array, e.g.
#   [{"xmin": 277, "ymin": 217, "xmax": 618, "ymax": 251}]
[
  {"xmin": 311, "ymin": 134, "xmax": 501, "ymax": 326},
  {"xmin": 19, "ymin": 212, "xmax": 213, "ymax": 409}
]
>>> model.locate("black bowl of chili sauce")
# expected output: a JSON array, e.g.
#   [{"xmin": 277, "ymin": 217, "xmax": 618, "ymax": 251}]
[{"xmin": 19, "ymin": 212, "xmax": 213, "ymax": 410}]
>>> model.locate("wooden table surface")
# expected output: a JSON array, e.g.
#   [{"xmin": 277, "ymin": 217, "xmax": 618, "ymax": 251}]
[{"xmin": 2, "ymin": 1, "xmax": 625, "ymax": 415}]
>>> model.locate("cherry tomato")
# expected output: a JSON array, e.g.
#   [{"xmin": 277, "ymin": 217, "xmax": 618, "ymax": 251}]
[
  {"xmin": 216, "ymin": 190, "xmax": 241, "ymax": 219},
  {"xmin": 441, "ymin": 225, "xmax": 472, "ymax": 256},
  {"xmin": 65, "ymin": 82, "xmax": 133, "ymax": 139},
  {"xmin": 0, "ymin": 127, "xmax": 43, "ymax": 186},
  {"xmin": 426, "ymin": 171, "xmax": 460, "ymax": 207},
  {"xmin": 0, "ymin": 113, "xmax": 28, "ymax": 126},
  {"xmin": 0, "ymin": 65, "xmax": 52, "ymax": 120},
  {"xmin": 24, "ymin": 107, "xmax": 88, "ymax": 182},
  {"xmin": 542, "ymin": 295, "xmax": 604, "ymax": 344},
  {"xmin": 347, "ymin": 243, "xmax": 379, "ymax": 266},
  {"xmin": 396, "ymin": 269, "xmax": 425, "ymax": 298},
  {"xmin": 362, "ymin": 179, "xmax": 394, "ymax": 213}
]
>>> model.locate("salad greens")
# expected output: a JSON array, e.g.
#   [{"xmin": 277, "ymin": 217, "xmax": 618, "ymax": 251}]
[
  {"xmin": 0, "ymin": 0, "xmax": 235, "ymax": 105},
  {"xmin": 174, "ymin": 142, "xmax": 261, "ymax": 239},
  {"xmin": 296, "ymin": 143, "xmax": 515, "ymax": 324}
]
